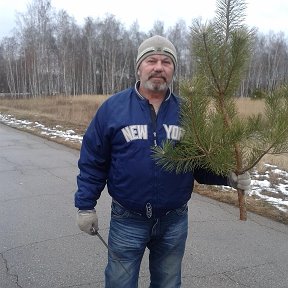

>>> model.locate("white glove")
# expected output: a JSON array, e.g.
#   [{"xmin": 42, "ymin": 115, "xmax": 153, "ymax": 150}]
[
  {"xmin": 76, "ymin": 209, "xmax": 98, "ymax": 235},
  {"xmin": 228, "ymin": 171, "xmax": 251, "ymax": 192}
]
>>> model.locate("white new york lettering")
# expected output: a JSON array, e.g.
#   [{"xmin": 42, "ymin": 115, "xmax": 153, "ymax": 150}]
[
  {"xmin": 163, "ymin": 124, "xmax": 173, "ymax": 138},
  {"xmin": 171, "ymin": 126, "xmax": 180, "ymax": 139},
  {"xmin": 137, "ymin": 125, "xmax": 148, "ymax": 139},
  {"xmin": 121, "ymin": 126, "xmax": 133, "ymax": 142},
  {"xmin": 130, "ymin": 125, "xmax": 138, "ymax": 139},
  {"xmin": 163, "ymin": 124, "xmax": 184, "ymax": 141},
  {"xmin": 121, "ymin": 125, "xmax": 148, "ymax": 143}
]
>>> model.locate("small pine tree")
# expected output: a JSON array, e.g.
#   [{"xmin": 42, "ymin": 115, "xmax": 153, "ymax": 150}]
[{"xmin": 153, "ymin": 0, "xmax": 288, "ymax": 220}]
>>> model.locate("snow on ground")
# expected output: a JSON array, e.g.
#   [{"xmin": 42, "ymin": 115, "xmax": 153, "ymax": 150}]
[
  {"xmin": 0, "ymin": 114, "xmax": 82, "ymax": 143},
  {"xmin": 1, "ymin": 113, "xmax": 288, "ymax": 213}
]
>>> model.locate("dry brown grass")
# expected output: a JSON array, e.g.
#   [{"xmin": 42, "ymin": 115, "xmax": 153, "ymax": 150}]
[
  {"xmin": 1, "ymin": 95, "xmax": 287, "ymax": 224},
  {"xmin": 0, "ymin": 95, "xmax": 108, "ymax": 137},
  {"xmin": 236, "ymin": 98, "xmax": 266, "ymax": 116},
  {"xmin": 0, "ymin": 94, "xmax": 108, "ymax": 126}
]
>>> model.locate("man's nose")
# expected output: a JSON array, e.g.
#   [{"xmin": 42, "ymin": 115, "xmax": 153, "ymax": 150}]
[{"xmin": 154, "ymin": 60, "xmax": 164, "ymax": 71}]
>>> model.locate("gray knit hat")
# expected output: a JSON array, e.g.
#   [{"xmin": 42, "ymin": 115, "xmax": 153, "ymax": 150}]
[{"xmin": 136, "ymin": 35, "xmax": 177, "ymax": 71}]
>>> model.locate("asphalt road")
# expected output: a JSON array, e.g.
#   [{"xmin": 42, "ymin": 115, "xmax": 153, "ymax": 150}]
[{"xmin": 1, "ymin": 123, "xmax": 288, "ymax": 288}]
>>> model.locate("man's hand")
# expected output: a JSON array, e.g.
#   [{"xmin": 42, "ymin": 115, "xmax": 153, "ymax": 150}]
[
  {"xmin": 228, "ymin": 171, "xmax": 251, "ymax": 192},
  {"xmin": 76, "ymin": 209, "xmax": 98, "ymax": 235}
]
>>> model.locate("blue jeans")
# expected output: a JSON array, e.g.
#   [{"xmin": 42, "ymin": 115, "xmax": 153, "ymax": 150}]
[{"xmin": 105, "ymin": 200, "xmax": 188, "ymax": 288}]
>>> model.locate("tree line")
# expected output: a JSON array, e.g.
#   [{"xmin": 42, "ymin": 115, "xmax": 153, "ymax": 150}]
[{"xmin": 0, "ymin": 0, "xmax": 287, "ymax": 98}]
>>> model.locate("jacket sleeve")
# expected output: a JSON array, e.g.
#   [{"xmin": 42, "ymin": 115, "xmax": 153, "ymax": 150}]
[
  {"xmin": 193, "ymin": 167, "xmax": 228, "ymax": 186},
  {"xmin": 74, "ymin": 106, "xmax": 111, "ymax": 210}
]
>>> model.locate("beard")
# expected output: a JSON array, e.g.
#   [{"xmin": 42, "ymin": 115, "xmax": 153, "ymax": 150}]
[{"xmin": 142, "ymin": 74, "xmax": 170, "ymax": 92}]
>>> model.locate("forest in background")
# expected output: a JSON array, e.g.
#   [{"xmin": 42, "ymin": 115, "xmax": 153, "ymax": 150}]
[{"xmin": 0, "ymin": 0, "xmax": 287, "ymax": 98}]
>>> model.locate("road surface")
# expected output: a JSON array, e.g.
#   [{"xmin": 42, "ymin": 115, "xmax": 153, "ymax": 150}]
[{"xmin": 1, "ymin": 123, "xmax": 288, "ymax": 287}]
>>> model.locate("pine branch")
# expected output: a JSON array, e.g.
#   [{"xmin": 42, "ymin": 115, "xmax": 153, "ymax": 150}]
[{"xmin": 153, "ymin": 0, "xmax": 288, "ymax": 221}]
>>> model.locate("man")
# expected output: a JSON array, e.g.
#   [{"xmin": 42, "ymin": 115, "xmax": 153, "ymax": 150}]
[{"xmin": 75, "ymin": 35, "xmax": 251, "ymax": 288}]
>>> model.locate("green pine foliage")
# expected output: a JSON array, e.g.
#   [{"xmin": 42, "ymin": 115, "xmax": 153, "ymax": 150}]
[{"xmin": 153, "ymin": 0, "xmax": 288, "ymax": 177}]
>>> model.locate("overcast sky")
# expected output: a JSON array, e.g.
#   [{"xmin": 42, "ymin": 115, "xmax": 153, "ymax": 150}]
[{"xmin": 1, "ymin": 0, "xmax": 288, "ymax": 39}]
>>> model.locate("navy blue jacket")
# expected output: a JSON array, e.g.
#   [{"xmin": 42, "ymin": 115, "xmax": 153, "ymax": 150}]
[{"xmin": 75, "ymin": 83, "xmax": 228, "ymax": 217}]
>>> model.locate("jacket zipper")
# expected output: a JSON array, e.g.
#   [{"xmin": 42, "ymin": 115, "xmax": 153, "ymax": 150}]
[
  {"xmin": 148, "ymin": 103, "xmax": 158, "ymax": 218},
  {"xmin": 149, "ymin": 103, "xmax": 157, "ymax": 146}
]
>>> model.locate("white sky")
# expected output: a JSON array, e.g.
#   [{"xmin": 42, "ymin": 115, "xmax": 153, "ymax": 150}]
[{"xmin": 1, "ymin": 0, "xmax": 288, "ymax": 38}]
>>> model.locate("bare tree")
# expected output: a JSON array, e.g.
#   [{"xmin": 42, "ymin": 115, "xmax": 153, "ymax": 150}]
[
  {"xmin": 0, "ymin": 45, "xmax": 9, "ymax": 93},
  {"xmin": 13, "ymin": 0, "xmax": 56, "ymax": 97},
  {"xmin": 149, "ymin": 20, "xmax": 165, "ymax": 36},
  {"xmin": 243, "ymin": 31, "xmax": 288, "ymax": 97},
  {"xmin": 167, "ymin": 19, "xmax": 190, "ymax": 94},
  {"xmin": 2, "ymin": 37, "xmax": 18, "ymax": 97},
  {"xmin": 55, "ymin": 11, "xmax": 82, "ymax": 95}
]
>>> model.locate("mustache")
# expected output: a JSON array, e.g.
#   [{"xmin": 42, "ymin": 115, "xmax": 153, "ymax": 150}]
[{"xmin": 148, "ymin": 73, "xmax": 167, "ymax": 81}]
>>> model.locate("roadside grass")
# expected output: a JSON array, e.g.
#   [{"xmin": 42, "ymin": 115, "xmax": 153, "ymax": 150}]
[
  {"xmin": 1, "ymin": 95, "xmax": 287, "ymax": 224},
  {"xmin": 0, "ymin": 94, "xmax": 107, "ymax": 126},
  {"xmin": 0, "ymin": 95, "xmax": 107, "ymax": 149}
]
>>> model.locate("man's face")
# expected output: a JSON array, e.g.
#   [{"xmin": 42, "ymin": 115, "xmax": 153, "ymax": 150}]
[{"xmin": 138, "ymin": 54, "xmax": 174, "ymax": 92}]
